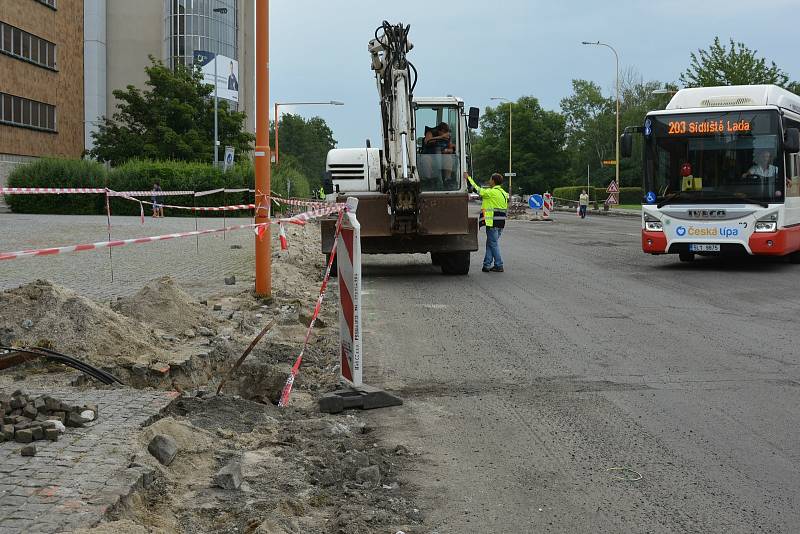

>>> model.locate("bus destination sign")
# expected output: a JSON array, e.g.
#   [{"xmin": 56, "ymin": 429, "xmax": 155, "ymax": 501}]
[{"xmin": 667, "ymin": 119, "xmax": 751, "ymax": 136}]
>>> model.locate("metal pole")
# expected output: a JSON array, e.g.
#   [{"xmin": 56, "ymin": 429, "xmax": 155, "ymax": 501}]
[
  {"xmin": 104, "ymin": 191, "xmax": 114, "ymax": 282},
  {"xmin": 214, "ymin": 55, "xmax": 219, "ymax": 167},
  {"xmin": 274, "ymin": 103, "xmax": 279, "ymax": 165},
  {"xmin": 508, "ymin": 103, "xmax": 512, "ymax": 198},
  {"xmin": 614, "ymin": 46, "xmax": 620, "ymax": 193},
  {"xmin": 254, "ymin": 0, "xmax": 271, "ymax": 296}
]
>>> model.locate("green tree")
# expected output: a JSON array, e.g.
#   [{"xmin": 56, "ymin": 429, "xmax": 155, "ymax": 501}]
[
  {"xmin": 90, "ymin": 57, "xmax": 254, "ymax": 165},
  {"xmin": 472, "ymin": 96, "xmax": 567, "ymax": 195},
  {"xmin": 680, "ymin": 37, "xmax": 798, "ymax": 92},
  {"xmin": 560, "ymin": 80, "xmax": 616, "ymax": 188},
  {"xmin": 271, "ymin": 114, "xmax": 336, "ymax": 190}
]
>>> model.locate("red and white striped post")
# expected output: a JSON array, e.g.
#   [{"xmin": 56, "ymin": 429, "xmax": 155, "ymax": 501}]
[
  {"xmin": 543, "ymin": 192, "xmax": 553, "ymax": 220},
  {"xmin": 337, "ymin": 198, "xmax": 362, "ymax": 386}
]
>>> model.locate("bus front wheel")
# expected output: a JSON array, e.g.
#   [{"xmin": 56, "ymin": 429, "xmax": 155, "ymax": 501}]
[{"xmin": 679, "ymin": 252, "xmax": 695, "ymax": 262}]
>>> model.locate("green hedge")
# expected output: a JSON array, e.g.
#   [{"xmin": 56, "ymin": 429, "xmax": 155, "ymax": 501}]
[
  {"xmin": 5, "ymin": 158, "xmax": 312, "ymax": 217},
  {"xmin": 5, "ymin": 159, "xmax": 109, "ymax": 215},
  {"xmin": 552, "ymin": 186, "xmax": 643, "ymax": 205}
]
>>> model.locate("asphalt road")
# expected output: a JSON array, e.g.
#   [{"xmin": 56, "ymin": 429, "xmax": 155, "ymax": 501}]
[{"xmin": 361, "ymin": 214, "xmax": 800, "ymax": 533}]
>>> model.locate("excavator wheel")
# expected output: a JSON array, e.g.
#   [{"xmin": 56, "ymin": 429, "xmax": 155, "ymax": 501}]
[
  {"xmin": 430, "ymin": 252, "xmax": 443, "ymax": 266},
  {"xmin": 440, "ymin": 252, "xmax": 471, "ymax": 275}
]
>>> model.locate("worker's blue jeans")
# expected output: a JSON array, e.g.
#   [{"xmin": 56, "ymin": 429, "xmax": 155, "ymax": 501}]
[{"xmin": 484, "ymin": 226, "xmax": 503, "ymax": 268}]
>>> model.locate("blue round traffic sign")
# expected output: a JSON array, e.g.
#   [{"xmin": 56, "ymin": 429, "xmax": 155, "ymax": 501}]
[{"xmin": 529, "ymin": 194, "xmax": 544, "ymax": 209}]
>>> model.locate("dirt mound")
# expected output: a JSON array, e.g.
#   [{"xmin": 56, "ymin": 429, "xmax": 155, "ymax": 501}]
[
  {"xmin": 112, "ymin": 276, "xmax": 216, "ymax": 333},
  {"xmin": 0, "ymin": 279, "xmax": 162, "ymax": 367}
]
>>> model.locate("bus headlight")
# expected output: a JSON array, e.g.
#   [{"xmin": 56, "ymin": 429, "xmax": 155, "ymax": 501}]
[
  {"xmin": 644, "ymin": 214, "xmax": 663, "ymax": 232},
  {"xmin": 754, "ymin": 213, "xmax": 778, "ymax": 233},
  {"xmin": 754, "ymin": 221, "xmax": 777, "ymax": 232}
]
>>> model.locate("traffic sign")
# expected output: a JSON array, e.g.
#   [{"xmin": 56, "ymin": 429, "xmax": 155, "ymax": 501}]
[
  {"xmin": 504, "ymin": 172, "xmax": 517, "ymax": 177},
  {"xmin": 602, "ymin": 160, "xmax": 617, "ymax": 166},
  {"xmin": 529, "ymin": 194, "xmax": 544, "ymax": 209},
  {"xmin": 606, "ymin": 181, "xmax": 619, "ymax": 193},
  {"xmin": 606, "ymin": 193, "xmax": 619, "ymax": 205}
]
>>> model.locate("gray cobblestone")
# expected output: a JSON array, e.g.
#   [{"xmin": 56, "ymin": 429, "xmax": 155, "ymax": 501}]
[
  {"xmin": 0, "ymin": 213, "xmax": 263, "ymax": 300},
  {"xmin": 0, "ymin": 386, "xmax": 175, "ymax": 533}
]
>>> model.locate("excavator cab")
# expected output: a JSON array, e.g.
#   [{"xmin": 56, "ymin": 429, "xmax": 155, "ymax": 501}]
[{"xmin": 415, "ymin": 104, "xmax": 463, "ymax": 192}]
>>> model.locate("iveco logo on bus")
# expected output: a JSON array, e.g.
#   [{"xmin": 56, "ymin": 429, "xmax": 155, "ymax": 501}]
[{"xmin": 687, "ymin": 209, "xmax": 727, "ymax": 218}]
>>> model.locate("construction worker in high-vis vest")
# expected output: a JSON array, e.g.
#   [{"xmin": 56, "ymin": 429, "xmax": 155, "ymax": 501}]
[
  {"xmin": 318, "ymin": 186, "xmax": 325, "ymax": 200},
  {"xmin": 464, "ymin": 171, "xmax": 509, "ymax": 272}
]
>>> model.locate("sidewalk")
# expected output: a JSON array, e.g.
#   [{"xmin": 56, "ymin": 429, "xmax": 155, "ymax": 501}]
[{"xmin": 553, "ymin": 206, "xmax": 641, "ymax": 218}]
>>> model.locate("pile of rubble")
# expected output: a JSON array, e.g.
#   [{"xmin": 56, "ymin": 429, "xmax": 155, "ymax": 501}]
[{"xmin": 1, "ymin": 389, "xmax": 96, "ymax": 450}]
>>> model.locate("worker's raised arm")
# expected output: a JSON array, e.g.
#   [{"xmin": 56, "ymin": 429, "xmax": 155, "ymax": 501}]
[{"xmin": 464, "ymin": 172, "xmax": 486, "ymax": 196}]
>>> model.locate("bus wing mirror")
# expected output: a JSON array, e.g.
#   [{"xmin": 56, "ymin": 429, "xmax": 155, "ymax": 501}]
[
  {"xmin": 785, "ymin": 128, "xmax": 800, "ymax": 153},
  {"xmin": 468, "ymin": 107, "xmax": 480, "ymax": 129},
  {"xmin": 620, "ymin": 133, "xmax": 633, "ymax": 159}
]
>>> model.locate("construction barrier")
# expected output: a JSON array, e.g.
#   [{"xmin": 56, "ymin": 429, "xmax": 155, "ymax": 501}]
[
  {"xmin": 278, "ymin": 207, "xmax": 349, "ymax": 407},
  {"xmin": 337, "ymin": 198, "xmax": 363, "ymax": 386},
  {"xmin": 543, "ymin": 192, "xmax": 553, "ymax": 220}
]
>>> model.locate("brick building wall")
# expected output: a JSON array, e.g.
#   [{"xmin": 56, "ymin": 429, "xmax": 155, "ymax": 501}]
[{"xmin": 0, "ymin": 0, "xmax": 84, "ymax": 203}]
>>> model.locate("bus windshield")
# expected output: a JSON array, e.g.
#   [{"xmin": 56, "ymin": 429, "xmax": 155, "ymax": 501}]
[
  {"xmin": 415, "ymin": 105, "xmax": 461, "ymax": 192},
  {"xmin": 644, "ymin": 109, "xmax": 784, "ymax": 204}
]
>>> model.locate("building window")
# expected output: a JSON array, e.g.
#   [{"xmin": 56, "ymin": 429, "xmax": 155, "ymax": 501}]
[
  {"xmin": 35, "ymin": 0, "xmax": 57, "ymax": 9},
  {"xmin": 0, "ymin": 92, "xmax": 56, "ymax": 132},
  {"xmin": 164, "ymin": 0, "xmax": 238, "ymax": 69},
  {"xmin": 0, "ymin": 22, "xmax": 57, "ymax": 70}
]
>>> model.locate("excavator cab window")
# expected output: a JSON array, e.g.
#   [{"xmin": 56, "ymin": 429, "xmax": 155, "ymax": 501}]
[{"xmin": 416, "ymin": 105, "xmax": 461, "ymax": 192}]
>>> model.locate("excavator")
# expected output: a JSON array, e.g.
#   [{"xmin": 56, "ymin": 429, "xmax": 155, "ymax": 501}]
[{"xmin": 321, "ymin": 21, "xmax": 480, "ymax": 275}]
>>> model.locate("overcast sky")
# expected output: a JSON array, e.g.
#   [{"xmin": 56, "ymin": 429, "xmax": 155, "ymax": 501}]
[{"xmin": 269, "ymin": 0, "xmax": 800, "ymax": 149}]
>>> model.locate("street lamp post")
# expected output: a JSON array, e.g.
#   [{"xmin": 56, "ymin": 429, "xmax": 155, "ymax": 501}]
[
  {"xmin": 273, "ymin": 101, "xmax": 344, "ymax": 165},
  {"xmin": 490, "ymin": 97, "xmax": 513, "ymax": 195},
  {"xmin": 582, "ymin": 40, "xmax": 620, "ymax": 192},
  {"xmin": 211, "ymin": 6, "xmax": 228, "ymax": 167}
]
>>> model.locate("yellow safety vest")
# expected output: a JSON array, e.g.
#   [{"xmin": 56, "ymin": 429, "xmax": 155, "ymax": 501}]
[{"xmin": 467, "ymin": 176, "xmax": 509, "ymax": 228}]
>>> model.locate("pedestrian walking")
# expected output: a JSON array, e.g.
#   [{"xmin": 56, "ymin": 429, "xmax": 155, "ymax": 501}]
[
  {"xmin": 579, "ymin": 189, "xmax": 589, "ymax": 219},
  {"xmin": 151, "ymin": 182, "xmax": 164, "ymax": 218},
  {"xmin": 464, "ymin": 171, "xmax": 509, "ymax": 272}
]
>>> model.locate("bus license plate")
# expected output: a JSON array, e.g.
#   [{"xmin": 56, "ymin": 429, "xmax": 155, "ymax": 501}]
[{"xmin": 689, "ymin": 244, "xmax": 720, "ymax": 252}]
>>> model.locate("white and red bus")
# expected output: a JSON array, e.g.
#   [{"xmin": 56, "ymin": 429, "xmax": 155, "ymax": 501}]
[{"xmin": 622, "ymin": 85, "xmax": 800, "ymax": 262}]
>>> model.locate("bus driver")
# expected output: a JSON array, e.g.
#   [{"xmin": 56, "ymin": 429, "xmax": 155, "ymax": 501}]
[{"xmin": 743, "ymin": 149, "xmax": 778, "ymax": 179}]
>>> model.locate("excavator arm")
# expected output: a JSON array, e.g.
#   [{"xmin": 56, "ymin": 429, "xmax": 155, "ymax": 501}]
[{"xmin": 369, "ymin": 21, "xmax": 420, "ymax": 234}]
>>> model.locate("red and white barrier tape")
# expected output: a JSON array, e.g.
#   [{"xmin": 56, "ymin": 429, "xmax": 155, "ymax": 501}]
[
  {"xmin": 278, "ymin": 223, "xmax": 288, "ymax": 251},
  {"xmin": 0, "ymin": 222, "xmax": 267, "ymax": 261},
  {"xmin": 1, "ymin": 202, "xmax": 346, "ymax": 261},
  {"xmin": 0, "ymin": 187, "xmax": 108, "ymax": 194},
  {"xmin": 278, "ymin": 208, "xmax": 346, "ymax": 407},
  {"xmin": 117, "ymin": 193, "xmax": 256, "ymax": 212}
]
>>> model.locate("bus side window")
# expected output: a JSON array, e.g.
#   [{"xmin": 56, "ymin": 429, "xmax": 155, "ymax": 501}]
[{"xmin": 788, "ymin": 153, "xmax": 800, "ymax": 197}]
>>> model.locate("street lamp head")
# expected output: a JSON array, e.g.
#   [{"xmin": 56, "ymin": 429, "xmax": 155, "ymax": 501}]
[
  {"xmin": 581, "ymin": 41, "xmax": 595, "ymax": 45},
  {"xmin": 652, "ymin": 89, "xmax": 677, "ymax": 95},
  {"xmin": 330, "ymin": 100, "xmax": 345, "ymax": 106},
  {"xmin": 212, "ymin": 7, "xmax": 228, "ymax": 14}
]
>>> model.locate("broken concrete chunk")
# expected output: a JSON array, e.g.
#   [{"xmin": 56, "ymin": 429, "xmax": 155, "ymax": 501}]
[
  {"xmin": 45, "ymin": 428, "xmax": 60, "ymax": 441},
  {"xmin": 213, "ymin": 461, "xmax": 243, "ymax": 490},
  {"xmin": 148, "ymin": 434, "xmax": 178, "ymax": 466},
  {"xmin": 14, "ymin": 428, "xmax": 33, "ymax": 443},
  {"xmin": 184, "ymin": 329, "xmax": 196, "ymax": 338},
  {"xmin": 22, "ymin": 404, "xmax": 38, "ymax": 419},
  {"xmin": 30, "ymin": 426, "xmax": 44, "ymax": 441},
  {"xmin": 213, "ymin": 304, "xmax": 223, "ymax": 311},
  {"xmin": 80, "ymin": 410, "xmax": 96, "ymax": 422},
  {"xmin": 197, "ymin": 326, "xmax": 214, "ymax": 337},
  {"xmin": 355, "ymin": 465, "xmax": 381, "ymax": 487},
  {"xmin": 66, "ymin": 411, "xmax": 89, "ymax": 428},
  {"xmin": 21, "ymin": 444, "xmax": 37, "ymax": 456},
  {"xmin": 224, "ymin": 276, "xmax": 236, "ymax": 285},
  {"xmin": 2, "ymin": 424, "xmax": 13, "ymax": 440}
]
